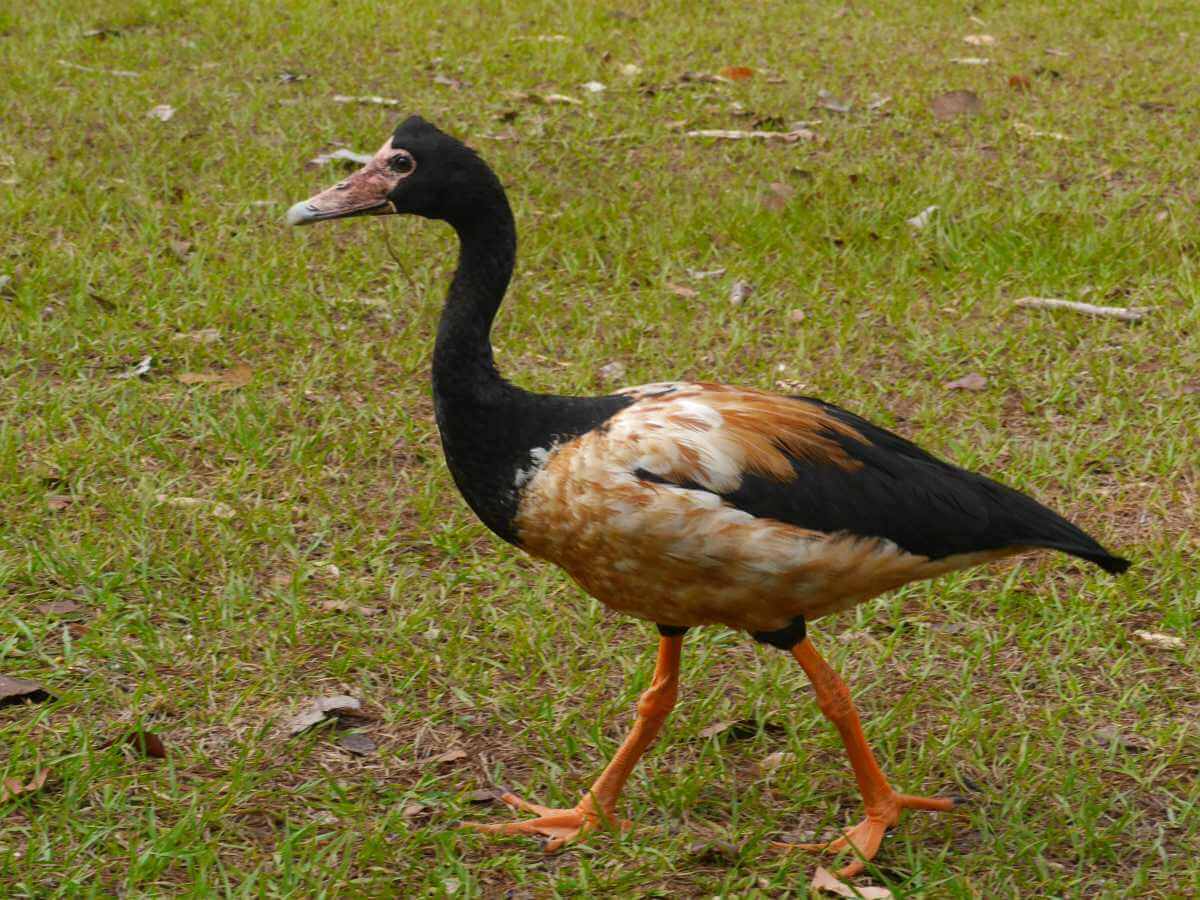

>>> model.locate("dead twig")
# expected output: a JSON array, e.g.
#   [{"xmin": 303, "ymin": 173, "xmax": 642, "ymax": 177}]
[{"xmin": 1014, "ymin": 297, "xmax": 1149, "ymax": 322}]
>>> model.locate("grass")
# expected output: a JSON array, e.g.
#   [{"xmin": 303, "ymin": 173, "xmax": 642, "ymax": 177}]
[{"xmin": 1, "ymin": 0, "xmax": 1198, "ymax": 895}]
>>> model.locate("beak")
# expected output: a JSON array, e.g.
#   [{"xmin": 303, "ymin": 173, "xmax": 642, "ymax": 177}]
[{"xmin": 287, "ymin": 161, "xmax": 396, "ymax": 226}]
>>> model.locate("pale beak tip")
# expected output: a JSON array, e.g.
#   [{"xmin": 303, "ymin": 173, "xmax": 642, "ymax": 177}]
[{"xmin": 286, "ymin": 200, "xmax": 317, "ymax": 226}]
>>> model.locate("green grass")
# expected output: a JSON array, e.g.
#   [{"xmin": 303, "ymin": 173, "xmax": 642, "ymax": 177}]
[{"xmin": 2, "ymin": 0, "xmax": 1198, "ymax": 895}]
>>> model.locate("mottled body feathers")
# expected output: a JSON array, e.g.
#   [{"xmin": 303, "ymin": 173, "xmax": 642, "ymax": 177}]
[{"xmin": 514, "ymin": 383, "xmax": 1126, "ymax": 633}]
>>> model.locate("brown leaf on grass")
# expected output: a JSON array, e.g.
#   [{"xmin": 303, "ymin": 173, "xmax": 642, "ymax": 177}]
[
  {"xmin": 963, "ymin": 34, "xmax": 996, "ymax": 46},
  {"xmin": 728, "ymin": 280, "xmax": 754, "ymax": 305},
  {"xmin": 433, "ymin": 73, "xmax": 464, "ymax": 90},
  {"xmin": 169, "ymin": 239, "xmax": 194, "ymax": 261},
  {"xmin": 0, "ymin": 770, "xmax": 49, "ymax": 805},
  {"xmin": 285, "ymin": 695, "xmax": 364, "ymax": 736},
  {"xmin": 666, "ymin": 282, "xmax": 699, "ymax": 299},
  {"xmin": 339, "ymin": 732, "xmax": 377, "ymax": 756},
  {"xmin": 1133, "ymin": 630, "xmax": 1184, "ymax": 650},
  {"xmin": 176, "ymin": 364, "xmax": 252, "ymax": 391},
  {"xmin": 930, "ymin": 90, "xmax": 981, "ymax": 120},
  {"xmin": 103, "ymin": 729, "xmax": 167, "ymax": 759},
  {"xmin": 816, "ymin": 90, "xmax": 852, "ymax": 113},
  {"xmin": 428, "ymin": 748, "xmax": 468, "ymax": 766},
  {"xmin": 762, "ymin": 181, "xmax": 796, "ymax": 211},
  {"xmin": 811, "ymin": 866, "xmax": 893, "ymax": 898},
  {"xmin": 0, "ymin": 676, "xmax": 53, "ymax": 707},
  {"xmin": 1009, "ymin": 74, "xmax": 1032, "ymax": 92},
  {"xmin": 147, "ymin": 104, "xmax": 176, "ymax": 122},
  {"xmin": 402, "ymin": 802, "xmax": 428, "ymax": 818},
  {"xmin": 319, "ymin": 600, "xmax": 383, "ymax": 616},
  {"xmin": 718, "ymin": 65, "xmax": 754, "ymax": 81},
  {"xmin": 945, "ymin": 372, "xmax": 988, "ymax": 391},
  {"xmin": 119, "ymin": 355, "xmax": 153, "ymax": 379},
  {"xmin": 466, "ymin": 788, "xmax": 502, "ymax": 804},
  {"xmin": 1093, "ymin": 725, "xmax": 1150, "ymax": 753},
  {"xmin": 759, "ymin": 750, "xmax": 792, "ymax": 773},
  {"xmin": 36, "ymin": 599, "xmax": 86, "ymax": 617},
  {"xmin": 680, "ymin": 71, "xmax": 731, "ymax": 84},
  {"xmin": 173, "ymin": 328, "xmax": 222, "ymax": 344},
  {"xmin": 46, "ymin": 494, "xmax": 73, "ymax": 511},
  {"xmin": 597, "ymin": 360, "xmax": 628, "ymax": 384}
]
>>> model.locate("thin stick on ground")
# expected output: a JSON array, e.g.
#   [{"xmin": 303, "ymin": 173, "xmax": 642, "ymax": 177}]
[{"xmin": 1014, "ymin": 297, "xmax": 1150, "ymax": 322}]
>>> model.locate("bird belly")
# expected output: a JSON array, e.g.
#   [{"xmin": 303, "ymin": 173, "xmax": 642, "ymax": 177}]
[{"xmin": 514, "ymin": 446, "xmax": 997, "ymax": 634}]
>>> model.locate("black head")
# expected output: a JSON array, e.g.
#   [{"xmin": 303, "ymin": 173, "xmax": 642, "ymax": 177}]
[{"xmin": 287, "ymin": 116, "xmax": 502, "ymax": 229}]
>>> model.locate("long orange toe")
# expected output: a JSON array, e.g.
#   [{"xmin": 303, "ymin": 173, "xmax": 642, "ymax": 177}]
[
  {"xmin": 773, "ymin": 792, "xmax": 960, "ymax": 877},
  {"xmin": 461, "ymin": 792, "xmax": 630, "ymax": 852}
]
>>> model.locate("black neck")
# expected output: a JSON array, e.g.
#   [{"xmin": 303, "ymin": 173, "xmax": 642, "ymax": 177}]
[{"xmin": 431, "ymin": 192, "xmax": 516, "ymax": 400}]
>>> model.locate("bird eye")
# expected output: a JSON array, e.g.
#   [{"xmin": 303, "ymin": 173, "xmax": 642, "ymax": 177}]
[{"xmin": 389, "ymin": 152, "xmax": 415, "ymax": 174}]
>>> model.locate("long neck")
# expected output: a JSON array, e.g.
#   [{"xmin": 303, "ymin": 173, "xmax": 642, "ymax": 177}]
[{"xmin": 431, "ymin": 191, "xmax": 516, "ymax": 399}]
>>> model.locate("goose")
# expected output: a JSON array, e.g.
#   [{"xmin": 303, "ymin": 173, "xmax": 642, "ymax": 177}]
[{"xmin": 288, "ymin": 116, "xmax": 1128, "ymax": 878}]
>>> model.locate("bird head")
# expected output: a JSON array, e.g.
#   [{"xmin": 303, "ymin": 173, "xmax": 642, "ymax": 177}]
[{"xmin": 287, "ymin": 116, "xmax": 499, "ymax": 229}]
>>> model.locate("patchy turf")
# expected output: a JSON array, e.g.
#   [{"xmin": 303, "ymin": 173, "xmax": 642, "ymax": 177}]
[{"xmin": 1, "ymin": 0, "xmax": 1198, "ymax": 896}]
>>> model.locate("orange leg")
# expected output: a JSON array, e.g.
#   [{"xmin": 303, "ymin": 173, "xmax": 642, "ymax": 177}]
[
  {"xmin": 774, "ymin": 637, "xmax": 960, "ymax": 877},
  {"xmin": 463, "ymin": 634, "xmax": 682, "ymax": 851}
]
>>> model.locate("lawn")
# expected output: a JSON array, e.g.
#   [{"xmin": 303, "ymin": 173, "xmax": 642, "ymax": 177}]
[{"xmin": 1, "ymin": 0, "xmax": 1198, "ymax": 896}]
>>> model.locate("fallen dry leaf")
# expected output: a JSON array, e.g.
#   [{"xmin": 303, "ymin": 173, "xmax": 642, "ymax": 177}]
[
  {"xmin": 147, "ymin": 104, "xmax": 176, "ymax": 122},
  {"xmin": 319, "ymin": 601, "xmax": 383, "ymax": 616},
  {"xmin": 688, "ymin": 267, "xmax": 727, "ymax": 280},
  {"xmin": 963, "ymin": 33, "xmax": 996, "ymax": 46},
  {"xmin": 402, "ymin": 802, "xmax": 428, "ymax": 818},
  {"xmin": 816, "ymin": 90, "xmax": 852, "ymax": 113},
  {"xmin": 119, "ymin": 355, "xmax": 153, "ymax": 379},
  {"xmin": 906, "ymin": 205, "xmax": 939, "ymax": 230},
  {"xmin": 175, "ymin": 364, "xmax": 252, "ymax": 391},
  {"xmin": 811, "ymin": 866, "xmax": 893, "ymax": 898},
  {"xmin": 104, "ymin": 729, "xmax": 167, "ymax": 759},
  {"xmin": 1133, "ymin": 630, "xmax": 1184, "ymax": 650},
  {"xmin": 580, "ymin": 80, "xmax": 606, "ymax": 93},
  {"xmin": 0, "ymin": 676, "xmax": 53, "ymax": 707},
  {"xmin": 339, "ymin": 732, "xmax": 377, "ymax": 756},
  {"xmin": 36, "ymin": 599, "xmax": 85, "ymax": 616},
  {"xmin": 332, "ymin": 93, "xmax": 403, "ymax": 107},
  {"xmin": 466, "ymin": 788, "xmax": 501, "ymax": 804},
  {"xmin": 680, "ymin": 70, "xmax": 731, "ymax": 84},
  {"xmin": 169, "ymin": 239, "xmax": 194, "ymax": 261},
  {"xmin": 718, "ymin": 65, "xmax": 754, "ymax": 81},
  {"xmin": 759, "ymin": 750, "xmax": 792, "ymax": 773},
  {"xmin": 866, "ymin": 94, "xmax": 892, "ymax": 110},
  {"xmin": 945, "ymin": 372, "xmax": 988, "ymax": 391},
  {"xmin": 666, "ymin": 282, "xmax": 699, "ymax": 299},
  {"xmin": 173, "ymin": 328, "xmax": 221, "ymax": 344},
  {"xmin": 432, "ymin": 73, "xmax": 464, "ymax": 90},
  {"xmin": 950, "ymin": 56, "xmax": 991, "ymax": 65},
  {"xmin": 1013, "ymin": 121, "xmax": 1069, "ymax": 141},
  {"xmin": 58, "ymin": 59, "xmax": 138, "ymax": 78},
  {"xmin": 789, "ymin": 309, "xmax": 807, "ymax": 323},
  {"xmin": 1093, "ymin": 725, "xmax": 1150, "ymax": 753},
  {"xmin": 1009, "ymin": 73, "xmax": 1033, "ymax": 92},
  {"xmin": 762, "ymin": 181, "xmax": 796, "ymax": 211},
  {"xmin": 286, "ymin": 695, "xmax": 364, "ymax": 736},
  {"xmin": 729, "ymin": 280, "xmax": 754, "ymax": 305},
  {"xmin": 930, "ymin": 90, "xmax": 981, "ymax": 120},
  {"xmin": 45, "ymin": 494, "xmax": 73, "ymax": 511},
  {"xmin": 619, "ymin": 63, "xmax": 641, "ymax": 77},
  {"xmin": 684, "ymin": 128, "xmax": 816, "ymax": 143},
  {"xmin": 0, "ymin": 770, "xmax": 50, "ymax": 805},
  {"xmin": 597, "ymin": 360, "xmax": 628, "ymax": 384},
  {"xmin": 429, "ymin": 748, "xmax": 468, "ymax": 766}
]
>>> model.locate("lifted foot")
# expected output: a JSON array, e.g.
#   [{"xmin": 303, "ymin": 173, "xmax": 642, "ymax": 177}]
[
  {"xmin": 775, "ymin": 792, "xmax": 959, "ymax": 877},
  {"xmin": 462, "ymin": 792, "xmax": 630, "ymax": 852}
]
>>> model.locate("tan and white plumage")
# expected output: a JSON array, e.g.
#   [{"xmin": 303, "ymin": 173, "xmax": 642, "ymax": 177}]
[
  {"xmin": 517, "ymin": 383, "xmax": 1004, "ymax": 632},
  {"xmin": 292, "ymin": 117, "xmax": 1130, "ymax": 882}
]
